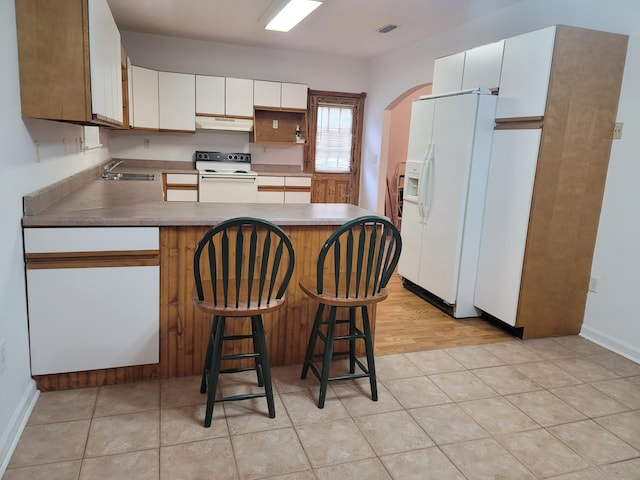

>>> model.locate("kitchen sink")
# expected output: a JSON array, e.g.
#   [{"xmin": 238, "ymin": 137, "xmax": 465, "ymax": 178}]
[{"xmin": 103, "ymin": 172, "xmax": 157, "ymax": 181}]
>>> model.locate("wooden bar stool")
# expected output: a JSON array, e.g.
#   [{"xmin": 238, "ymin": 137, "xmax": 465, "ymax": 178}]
[
  {"xmin": 299, "ymin": 215, "xmax": 402, "ymax": 408},
  {"xmin": 192, "ymin": 217, "xmax": 295, "ymax": 427}
]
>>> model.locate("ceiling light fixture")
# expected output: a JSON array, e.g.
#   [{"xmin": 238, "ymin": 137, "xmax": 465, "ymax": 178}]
[{"xmin": 261, "ymin": 0, "xmax": 323, "ymax": 32}]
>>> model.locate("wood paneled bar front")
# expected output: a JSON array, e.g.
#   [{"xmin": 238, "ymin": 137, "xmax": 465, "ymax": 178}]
[{"xmin": 158, "ymin": 224, "xmax": 354, "ymax": 379}]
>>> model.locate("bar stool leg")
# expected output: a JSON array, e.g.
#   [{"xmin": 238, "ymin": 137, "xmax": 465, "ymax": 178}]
[
  {"xmin": 348, "ymin": 306, "xmax": 357, "ymax": 374},
  {"xmin": 252, "ymin": 315, "xmax": 275, "ymax": 418},
  {"xmin": 317, "ymin": 306, "xmax": 338, "ymax": 408},
  {"xmin": 201, "ymin": 315, "xmax": 218, "ymax": 394},
  {"xmin": 251, "ymin": 320, "xmax": 265, "ymax": 388},
  {"xmin": 301, "ymin": 303, "xmax": 325, "ymax": 379},
  {"xmin": 204, "ymin": 316, "xmax": 226, "ymax": 427},
  {"xmin": 361, "ymin": 306, "xmax": 378, "ymax": 402}
]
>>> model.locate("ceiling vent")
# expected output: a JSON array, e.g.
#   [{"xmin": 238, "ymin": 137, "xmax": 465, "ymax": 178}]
[{"xmin": 377, "ymin": 24, "xmax": 398, "ymax": 34}]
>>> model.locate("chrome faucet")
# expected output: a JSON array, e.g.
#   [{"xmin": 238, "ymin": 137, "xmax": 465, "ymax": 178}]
[{"xmin": 103, "ymin": 160, "xmax": 124, "ymax": 178}]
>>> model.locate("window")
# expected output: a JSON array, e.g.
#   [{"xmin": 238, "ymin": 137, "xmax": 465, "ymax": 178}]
[{"xmin": 315, "ymin": 104, "xmax": 353, "ymax": 173}]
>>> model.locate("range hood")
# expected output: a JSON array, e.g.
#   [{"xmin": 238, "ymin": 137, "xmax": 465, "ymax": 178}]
[{"xmin": 195, "ymin": 116, "xmax": 254, "ymax": 132}]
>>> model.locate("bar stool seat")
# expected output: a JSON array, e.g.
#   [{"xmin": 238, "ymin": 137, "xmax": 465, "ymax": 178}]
[
  {"xmin": 192, "ymin": 217, "xmax": 295, "ymax": 427},
  {"xmin": 300, "ymin": 215, "xmax": 402, "ymax": 408}
]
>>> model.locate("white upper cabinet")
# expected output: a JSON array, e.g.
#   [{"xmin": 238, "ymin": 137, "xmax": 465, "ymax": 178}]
[
  {"xmin": 130, "ymin": 65, "xmax": 159, "ymax": 130},
  {"xmin": 226, "ymin": 78, "xmax": 254, "ymax": 117},
  {"xmin": 195, "ymin": 75, "xmax": 225, "ymax": 115},
  {"xmin": 496, "ymin": 26, "xmax": 556, "ymax": 119},
  {"xmin": 159, "ymin": 71, "xmax": 195, "ymax": 131},
  {"xmin": 254, "ymin": 81, "xmax": 308, "ymax": 109},
  {"xmin": 88, "ymin": 0, "xmax": 123, "ymax": 124},
  {"xmin": 254, "ymin": 80, "xmax": 281, "ymax": 108},
  {"xmin": 281, "ymin": 83, "xmax": 308, "ymax": 109},
  {"xmin": 432, "ymin": 52, "xmax": 465, "ymax": 94},
  {"xmin": 461, "ymin": 40, "xmax": 504, "ymax": 91}
]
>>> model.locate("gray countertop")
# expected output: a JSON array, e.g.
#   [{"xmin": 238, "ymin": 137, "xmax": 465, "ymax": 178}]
[{"xmin": 22, "ymin": 165, "xmax": 374, "ymax": 228}]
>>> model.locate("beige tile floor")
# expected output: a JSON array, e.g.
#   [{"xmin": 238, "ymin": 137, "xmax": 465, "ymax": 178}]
[{"xmin": 4, "ymin": 336, "xmax": 640, "ymax": 479}]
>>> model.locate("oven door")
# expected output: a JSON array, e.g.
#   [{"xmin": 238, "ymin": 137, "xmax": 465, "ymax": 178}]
[{"xmin": 198, "ymin": 174, "xmax": 258, "ymax": 203}]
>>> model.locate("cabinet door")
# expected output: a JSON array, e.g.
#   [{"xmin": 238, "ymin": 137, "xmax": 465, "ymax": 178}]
[
  {"xmin": 24, "ymin": 227, "xmax": 160, "ymax": 375},
  {"xmin": 166, "ymin": 190, "xmax": 198, "ymax": 202},
  {"xmin": 27, "ymin": 266, "xmax": 159, "ymax": 375},
  {"xmin": 226, "ymin": 78, "xmax": 254, "ymax": 117},
  {"xmin": 127, "ymin": 57, "xmax": 134, "ymax": 126},
  {"xmin": 88, "ymin": 0, "xmax": 123, "ymax": 124},
  {"xmin": 496, "ymin": 26, "xmax": 556, "ymax": 119},
  {"xmin": 284, "ymin": 177, "xmax": 311, "ymax": 203},
  {"xmin": 474, "ymin": 129, "xmax": 542, "ymax": 326},
  {"xmin": 432, "ymin": 52, "xmax": 465, "ymax": 94},
  {"xmin": 254, "ymin": 80, "xmax": 281, "ymax": 108},
  {"xmin": 461, "ymin": 40, "xmax": 504, "ymax": 91},
  {"xmin": 196, "ymin": 75, "xmax": 225, "ymax": 115},
  {"xmin": 159, "ymin": 71, "xmax": 195, "ymax": 131},
  {"xmin": 257, "ymin": 176, "xmax": 285, "ymax": 203},
  {"xmin": 281, "ymin": 83, "xmax": 308, "ymax": 109},
  {"xmin": 130, "ymin": 65, "xmax": 159, "ymax": 129}
]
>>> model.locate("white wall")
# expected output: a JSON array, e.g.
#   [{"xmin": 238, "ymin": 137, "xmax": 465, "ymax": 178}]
[
  {"xmin": 121, "ymin": 31, "xmax": 368, "ymax": 93},
  {"xmin": 0, "ymin": 0, "xmax": 111, "ymax": 472},
  {"xmin": 365, "ymin": 0, "xmax": 640, "ymax": 360},
  {"xmin": 581, "ymin": 34, "xmax": 640, "ymax": 360}
]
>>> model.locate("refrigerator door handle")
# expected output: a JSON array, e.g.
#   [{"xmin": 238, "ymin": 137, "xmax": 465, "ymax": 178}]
[
  {"xmin": 417, "ymin": 144, "xmax": 432, "ymax": 222},
  {"xmin": 421, "ymin": 145, "xmax": 435, "ymax": 222}
]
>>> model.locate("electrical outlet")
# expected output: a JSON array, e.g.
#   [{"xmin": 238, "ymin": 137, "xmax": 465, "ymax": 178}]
[
  {"xmin": 0, "ymin": 339, "xmax": 6, "ymax": 374},
  {"xmin": 272, "ymin": 120, "xmax": 279, "ymax": 129},
  {"xmin": 143, "ymin": 138, "xmax": 151, "ymax": 148},
  {"xmin": 589, "ymin": 277, "xmax": 599, "ymax": 293},
  {"xmin": 613, "ymin": 122, "xmax": 623, "ymax": 139}
]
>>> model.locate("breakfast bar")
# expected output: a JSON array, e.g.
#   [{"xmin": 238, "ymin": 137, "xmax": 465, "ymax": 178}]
[{"xmin": 22, "ymin": 166, "xmax": 377, "ymax": 390}]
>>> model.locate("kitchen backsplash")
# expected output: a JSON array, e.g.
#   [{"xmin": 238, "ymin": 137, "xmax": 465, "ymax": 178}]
[{"xmin": 108, "ymin": 129, "xmax": 302, "ymax": 167}]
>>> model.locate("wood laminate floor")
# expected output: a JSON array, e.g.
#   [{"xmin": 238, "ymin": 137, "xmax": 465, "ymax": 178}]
[{"xmin": 375, "ymin": 273, "xmax": 515, "ymax": 355}]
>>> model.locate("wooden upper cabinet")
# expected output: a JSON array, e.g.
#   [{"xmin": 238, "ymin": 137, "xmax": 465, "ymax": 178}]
[{"xmin": 15, "ymin": 0, "xmax": 123, "ymax": 127}]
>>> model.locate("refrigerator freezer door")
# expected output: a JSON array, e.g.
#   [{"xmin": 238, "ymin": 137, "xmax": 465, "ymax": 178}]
[
  {"xmin": 398, "ymin": 99, "xmax": 435, "ymax": 283},
  {"xmin": 416, "ymin": 93, "xmax": 479, "ymax": 304}
]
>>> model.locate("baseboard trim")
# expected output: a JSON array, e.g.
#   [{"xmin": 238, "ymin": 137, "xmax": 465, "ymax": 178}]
[
  {"xmin": 0, "ymin": 380, "xmax": 39, "ymax": 476},
  {"xmin": 580, "ymin": 326, "xmax": 640, "ymax": 364}
]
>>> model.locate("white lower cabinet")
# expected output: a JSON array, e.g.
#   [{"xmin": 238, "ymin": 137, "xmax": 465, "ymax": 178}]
[
  {"xmin": 24, "ymin": 227, "xmax": 160, "ymax": 375},
  {"xmin": 164, "ymin": 173, "xmax": 198, "ymax": 202},
  {"xmin": 256, "ymin": 175, "xmax": 311, "ymax": 204},
  {"xmin": 284, "ymin": 176, "xmax": 311, "ymax": 203},
  {"xmin": 257, "ymin": 176, "xmax": 285, "ymax": 203}
]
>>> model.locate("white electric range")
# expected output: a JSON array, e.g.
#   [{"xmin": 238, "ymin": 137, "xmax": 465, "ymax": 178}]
[{"xmin": 195, "ymin": 151, "xmax": 258, "ymax": 203}]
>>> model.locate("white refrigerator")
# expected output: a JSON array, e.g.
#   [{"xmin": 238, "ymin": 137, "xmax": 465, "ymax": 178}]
[{"xmin": 397, "ymin": 89, "xmax": 497, "ymax": 318}]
